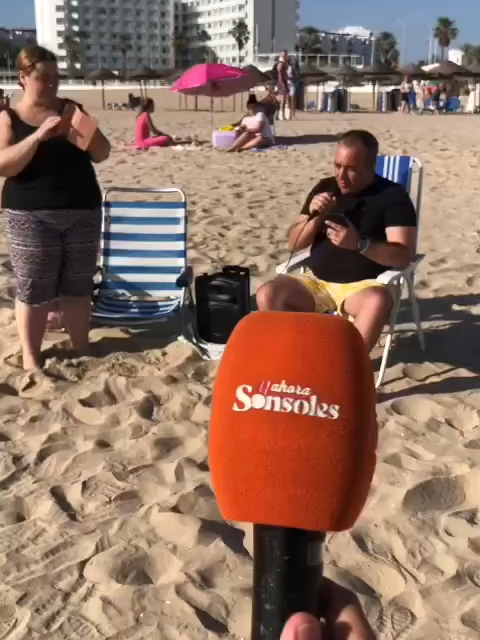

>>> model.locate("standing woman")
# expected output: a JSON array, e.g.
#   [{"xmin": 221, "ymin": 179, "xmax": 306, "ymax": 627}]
[{"xmin": 0, "ymin": 45, "xmax": 110, "ymax": 370}]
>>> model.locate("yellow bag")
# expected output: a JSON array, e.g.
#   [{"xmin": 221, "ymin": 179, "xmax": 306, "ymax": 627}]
[{"xmin": 219, "ymin": 124, "xmax": 235, "ymax": 131}]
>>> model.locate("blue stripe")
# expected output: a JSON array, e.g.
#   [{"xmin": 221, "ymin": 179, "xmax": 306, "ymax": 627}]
[
  {"xmin": 103, "ymin": 232, "xmax": 186, "ymax": 242},
  {"xmin": 100, "ymin": 281, "xmax": 182, "ymax": 291},
  {"xmin": 108, "ymin": 216, "xmax": 184, "ymax": 225},
  {"xmin": 104, "ymin": 266, "xmax": 183, "ymax": 275},
  {"xmin": 102, "ymin": 249, "xmax": 185, "ymax": 258},
  {"xmin": 376, "ymin": 156, "xmax": 411, "ymax": 192},
  {"xmin": 106, "ymin": 202, "xmax": 186, "ymax": 210},
  {"xmin": 96, "ymin": 300, "xmax": 178, "ymax": 310}
]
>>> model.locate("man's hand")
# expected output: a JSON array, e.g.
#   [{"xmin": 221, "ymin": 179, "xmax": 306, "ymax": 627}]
[
  {"xmin": 309, "ymin": 193, "xmax": 337, "ymax": 219},
  {"xmin": 325, "ymin": 219, "xmax": 360, "ymax": 251},
  {"xmin": 280, "ymin": 578, "xmax": 376, "ymax": 640}
]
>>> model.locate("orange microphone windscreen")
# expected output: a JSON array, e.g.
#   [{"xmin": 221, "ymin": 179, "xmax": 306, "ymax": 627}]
[{"xmin": 209, "ymin": 311, "xmax": 377, "ymax": 532}]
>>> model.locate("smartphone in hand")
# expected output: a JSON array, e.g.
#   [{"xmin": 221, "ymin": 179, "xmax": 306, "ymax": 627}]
[
  {"xmin": 66, "ymin": 106, "xmax": 98, "ymax": 151},
  {"xmin": 324, "ymin": 213, "xmax": 349, "ymax": 227},
  {"xmin": 57, "ymin": 101, "xmax": 76, "ymax": 136}
]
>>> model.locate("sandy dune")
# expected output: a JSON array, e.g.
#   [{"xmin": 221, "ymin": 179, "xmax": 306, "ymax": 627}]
[{"xmin": 0, "ymin": 99, "xmax": 478, "ymax": 639}]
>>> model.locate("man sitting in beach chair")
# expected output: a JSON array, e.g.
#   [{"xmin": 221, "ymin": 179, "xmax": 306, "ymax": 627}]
[{"xmin": 256, "ymin": 130, "xmax": 417, "ymax": 351}]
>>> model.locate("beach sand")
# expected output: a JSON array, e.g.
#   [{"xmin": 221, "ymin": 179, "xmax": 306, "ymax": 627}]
[{"xmin": 0, "ymin": 97, "xmax": 479, "ymax": 639}]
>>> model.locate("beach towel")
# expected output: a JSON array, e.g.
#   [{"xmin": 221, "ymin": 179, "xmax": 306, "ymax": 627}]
[{"xmin": 250, "ymin": 145, "xmax": 289, "ymax": 152}]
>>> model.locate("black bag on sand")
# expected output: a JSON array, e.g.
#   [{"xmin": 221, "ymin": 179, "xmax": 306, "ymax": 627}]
[{"xmin": 194, "ymin": 266, "xmax": 250, "ymax": 344}]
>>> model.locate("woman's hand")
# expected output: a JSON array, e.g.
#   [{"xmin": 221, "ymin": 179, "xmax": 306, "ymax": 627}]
[{"xmin": 34, "ymin": 115, "xmax": 62, "ymax": 142}]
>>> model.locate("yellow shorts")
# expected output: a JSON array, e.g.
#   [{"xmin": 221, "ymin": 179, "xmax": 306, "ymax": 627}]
[{"xmin": 292, "ymin": 270, "xmax": 389, "ymax": 316}]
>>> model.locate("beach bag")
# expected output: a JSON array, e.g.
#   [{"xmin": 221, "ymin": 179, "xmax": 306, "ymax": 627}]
[{"xmin": 194, "ymin": 266, "xmax": 250, "ymax": 344}]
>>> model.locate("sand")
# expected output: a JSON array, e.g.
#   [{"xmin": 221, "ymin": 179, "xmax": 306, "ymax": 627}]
[{"xmin": 0, "ymin": 94, "xmax": 479, "ymax": 639}]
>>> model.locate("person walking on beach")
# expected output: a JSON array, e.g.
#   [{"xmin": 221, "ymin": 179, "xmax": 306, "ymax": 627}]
[
  {"xmin": 0, "ymin": 45, "xmax": 111, "ymax": 370},
  {"xmin": 276, "ymin": 50, "xmax": 291, "ymax": 120},
  {"xmin": 400, "ymin": 76, "xmax": 412, "ymax": 114}
]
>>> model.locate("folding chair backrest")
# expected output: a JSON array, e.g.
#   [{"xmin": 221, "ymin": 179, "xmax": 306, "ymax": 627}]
[
  {"xmin": 376, "ymin": 155, "xmax": 423, "ymax": 244},
  {"xmin": 376, "ymin": 155, "xmax": 413, "ymax": 192},
  {"xmin": 99, "ymin": 187, "xmax": 187, "ymax": 301}
]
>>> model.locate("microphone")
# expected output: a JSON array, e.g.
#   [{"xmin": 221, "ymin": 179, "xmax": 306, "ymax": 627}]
[
  {"xmin": 209, "ymin": 311, "xmax": 377, "ymax": 640},
  {"xmin": 307, "ymin": 183, "xmax": 342, "ymax": 221}
]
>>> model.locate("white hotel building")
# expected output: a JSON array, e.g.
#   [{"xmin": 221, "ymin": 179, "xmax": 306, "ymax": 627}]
[
  {"xmin": 176, "ymin": 0, "xmax": 299, "ymax": 66},
  {"xmin": 34, "ymin": 0, "xmax": 298, "ymax": 73},
  {"xmin": 34, "ymin": 0, "xmax": 175, "ymax": 73}
]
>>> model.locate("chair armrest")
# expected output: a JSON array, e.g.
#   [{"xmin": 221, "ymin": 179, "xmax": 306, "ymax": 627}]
[
  {"xmin": 177, "ymin": 266, "xmax": 194, "ymax": 287},
  {"xmin": 376, "ymin": 254, "xmax": 424, "ymax": 285},
  {"xmin": 276, "ymin": 247, "xmax": 311, "ymax": 274}
]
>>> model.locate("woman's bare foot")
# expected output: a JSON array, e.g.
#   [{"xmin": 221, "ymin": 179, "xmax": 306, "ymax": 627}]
[{"xmin": 22, "ymin": 351, "xmax": 43, "ymax": 371}]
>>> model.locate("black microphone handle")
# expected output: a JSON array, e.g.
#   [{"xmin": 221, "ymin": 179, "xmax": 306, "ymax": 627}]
[{"xmin": 251, "ymin": 525, "xmax": 325, "ymax": 640}]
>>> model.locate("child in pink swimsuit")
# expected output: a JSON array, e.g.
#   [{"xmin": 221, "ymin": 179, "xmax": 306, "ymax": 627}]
[{"xmin": 135, "ymin": 98, "xmax": 172, "ymax": 150}]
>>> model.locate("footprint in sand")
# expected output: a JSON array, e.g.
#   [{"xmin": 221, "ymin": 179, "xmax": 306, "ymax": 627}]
[
  {"xmin": 0, "ymin": 605, "xmax": 30, "ymax": 640},
  {"xmin": 403, "ymin": 476, "xmax": 466, "ymax": 513},
  {"xmin": 83, "ymin": 542, "xmax": 182, "ymax": 587},
  {"xmin": 404, "ymin": 470, "xmax": 480, "ymax": 515},
  {"xmin": 443, "ymin": 509, "xmax": 480, "ymax": 539}
]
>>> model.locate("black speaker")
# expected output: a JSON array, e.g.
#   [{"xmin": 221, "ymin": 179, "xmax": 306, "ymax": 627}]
[{"xmin": 195, "ymin": 266, "xmax": 250, "ymax": 344}]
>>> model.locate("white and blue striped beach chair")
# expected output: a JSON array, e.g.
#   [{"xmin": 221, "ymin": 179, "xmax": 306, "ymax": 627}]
[
  {"xmin": 276, "ymin": 155, "xmax": 425, "ymax": 388},
  {"xmin": 92, "ymin": 187, "xmax": 192, "ymax": 329}
]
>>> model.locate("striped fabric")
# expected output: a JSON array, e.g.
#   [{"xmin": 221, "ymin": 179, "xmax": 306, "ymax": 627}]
[
  {"xmin": 92, "ymin": 194, "xmax": 188, "ymax": 323},
  {"xmin": 376, "ymin": 155, "xmax": 413, "ymax": 193}
]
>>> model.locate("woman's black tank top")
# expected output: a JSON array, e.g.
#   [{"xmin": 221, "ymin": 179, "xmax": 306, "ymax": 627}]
[{"xmin": 1, "ymin": 101, "xmax": 102, "ymax": 211}]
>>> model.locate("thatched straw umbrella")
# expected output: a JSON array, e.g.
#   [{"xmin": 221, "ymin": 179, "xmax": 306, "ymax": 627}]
[
  {"xmin": 359, "ymin": 63, "xmax": 401, "ymax": 111},
  {"xmin": 427, "ymin": 60, "xmax": 469, "ymax": 78},
  {"xmin": 300, "ymin": 67, "xmax": 331, "ymax": 111},
  {"xmin": 86, "ymin": 68, "xmax": 118, "ymax": 110},
  {"xmin": 127, "ymin": 67, "xmax": 164, "ymax": 98},
  {"xmin": 320, "ymin": 64, "xmax": 359, "ymax": 111},
  {"xmin": 398, "ymin": 63, "xmax": 428, "ymax": 79},
  {"xmin": 464, "ymin": 62, "xmax": 480, "ymax": 111},
  {"xmin": 239, "ymin": 65, "xmax": 272, "ymax": 110}
]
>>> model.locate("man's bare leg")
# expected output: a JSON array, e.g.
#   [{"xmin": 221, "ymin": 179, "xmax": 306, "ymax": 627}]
[
  {"xmin": 343, "ymin": 287, "xmax": 392, "ymax": 352},
  {"xmin": 256, "ymin": 275, "xmax": 315, "ymax": 312}
]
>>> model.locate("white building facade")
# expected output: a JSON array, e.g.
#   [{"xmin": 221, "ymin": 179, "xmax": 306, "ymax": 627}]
[
  {"xmin": 448, "ymin": 48, "xmax": 464, "ymax": 66},
  {"xmin": 34, "ymin": 0, "xmax": 175, "ymax": 73},
  {"xmin": 175, "ymin": 0, "xmax": 299, "ymax": 66},
  {"xmin": 34, "ymin": 0, "xmax": 298, "ymax": 72}
]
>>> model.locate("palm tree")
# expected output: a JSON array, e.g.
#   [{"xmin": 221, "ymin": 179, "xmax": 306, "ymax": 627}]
[
  {"xmin": 173, "ymin": 29, "xmax": 190, "ymax": 68},
  {"xmin": 434, "ymin": 17, "xmax": 459, "ymax": 61},
  {"xmin": 297, "ymin": 26, "xmax": 322, "ymax": 54},
  {"xmin": 63, "ymin": 31, "xmax": 87, "ymax": 76},
  {"xmin": 374, "ymin": 31, "xmax": 399, "ymax": 67},
  {"xmin": 117, "ymin": 33, "xmax": 133, "ymax": 78},
  {"xmin": 462, "ymin": 43, "xmax": 480, "ymax": 67},
  {"xmin": 197, "ymin": 28, "xmax": 212, "ymax": 62},
  {"xmin": 229, "ymin": 18, "xmax": 250, "ymax": 66}
]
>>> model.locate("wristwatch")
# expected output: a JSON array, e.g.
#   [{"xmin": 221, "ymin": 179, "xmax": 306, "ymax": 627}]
[{"xmin": 357, "ymin": 237, "xmax": 370, "ymax": 254}]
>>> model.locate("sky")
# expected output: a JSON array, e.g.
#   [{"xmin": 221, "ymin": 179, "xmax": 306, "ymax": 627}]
[{"xmin": 2, "ymin": 0, "xmax": 477, "ymax": 62}]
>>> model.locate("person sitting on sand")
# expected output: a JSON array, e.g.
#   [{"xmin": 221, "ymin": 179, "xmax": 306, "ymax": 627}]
[
  {"xmin": 135, "ymin": 98, "xmax": 173, "ymax": 150},
  {"xmin": 256, "ymin": 130, "xmax": 417, "ymax": 353},
  {"xmin": 227, "ymin": 95, "xmax": 274, "ymax": 152}
]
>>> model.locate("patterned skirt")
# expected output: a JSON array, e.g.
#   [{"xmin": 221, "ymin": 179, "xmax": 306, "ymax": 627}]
[{"xmin": 4, "ymin": 208, "xmax": 102, "ymax": 306}]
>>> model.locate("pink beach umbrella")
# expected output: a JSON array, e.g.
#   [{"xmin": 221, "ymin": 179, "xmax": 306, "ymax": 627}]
[{"xmin": 170, "ymin": 63, "xmax": 254, "ymax": 128}]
